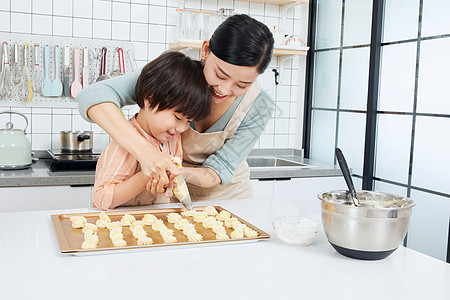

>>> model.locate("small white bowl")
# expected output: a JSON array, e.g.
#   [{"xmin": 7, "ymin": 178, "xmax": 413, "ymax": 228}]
[{"xmin": 272, "ymin": 216, "xmax": 319, "ymax": 246}]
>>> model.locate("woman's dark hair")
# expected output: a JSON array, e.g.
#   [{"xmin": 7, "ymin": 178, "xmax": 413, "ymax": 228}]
[
  {"xmin": 209, "ymin": 14, "xmax": 274, "ymax": 74},
  {"xmin": 135, "ymin": 51, "xmax": 211, "ymax": 121}
]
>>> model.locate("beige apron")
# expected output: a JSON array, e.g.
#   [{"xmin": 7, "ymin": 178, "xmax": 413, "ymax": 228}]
[{"xmin": 181, "ymin": 83, "xmax": 261, "ymax": 201}]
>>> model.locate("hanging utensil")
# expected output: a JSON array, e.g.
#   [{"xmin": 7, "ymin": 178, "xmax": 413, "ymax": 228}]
[
  {"xmin": 63, "ymin": 45, "xmax": 70, "ymax": 97},
  {"xmin": 52, "ymin": 45, "xmax": 63, "ymax": 96},
  {"xmin": 91, "ymin": 47, "xmax": 101, "ymax": 83},
  {"xmin": 31, "ymin": 43, "xmax": 42, "ymax": 95},
  {"xmin": 96, "ymin": 47, "xmax": 110, "ymax": 82},
  {"xmin": 70, "ymin": 47, "xmax": 82, "ymax": 98},
  {"xmin": 335, "ymin": 148, "xmax": 360, "ymax": 207},
  {"xmin": 42, "ymin": 45, "xmax": 63, "ymax": 97},
  {"xmin": 11, "ymin": 43, "xmax": 22, "ymax": 87},
  {"xmin": 0, "ymin": 42, "xmax": 13, "ymax": 100},
  {"xmin": 41, "ymin": 44, "xmax": 53, "ymax": 97},
  {"xmin": 107, "ymin": 47, "xmax": 123, "ymax": 78},
  {"xmin": 100, "ymin": 47, "xmax": 107, "ymax": 75},
  {"xmin": 18, "ymin": 43, "xmax": 32, "ymax": 102},
  {"xmin": 82, "ymin": 46, "xmax": 89, "ymax": 88},
  {"xmin": 118, "ymin": 47, "xmax": 125, "ymax": 74},
  {"xmin": 127, "ymin": 49, "xmax": 137, "ymax": 72}
]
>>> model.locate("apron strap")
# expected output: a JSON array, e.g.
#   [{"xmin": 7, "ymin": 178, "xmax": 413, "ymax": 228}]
[{"xmin": 223, "ymin": 82, "xmax": 261, "ymax": 138}]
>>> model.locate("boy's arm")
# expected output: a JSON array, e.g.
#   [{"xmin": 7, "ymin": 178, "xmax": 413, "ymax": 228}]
[
  {"xmin": 182, "ymin": 167, "xmax": 221, "ymax": 188},
  {"xmin": 94, "ymin": 143, "xmax": 151, "ymax": 210},
  {"xmin": 110, "ymin": 171, "xmax": 148, "ymax": 207}
]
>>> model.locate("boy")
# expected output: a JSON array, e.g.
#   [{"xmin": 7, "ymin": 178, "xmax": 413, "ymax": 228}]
[{"xmin": 93, "ymin": 51, "xmax": 211, "ymax": 210}]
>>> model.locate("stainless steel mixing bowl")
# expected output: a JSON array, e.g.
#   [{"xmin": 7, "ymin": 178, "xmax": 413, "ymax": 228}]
[{"xmin": 318, "ymin": 190, "xmax": 415, "ymax": 260}]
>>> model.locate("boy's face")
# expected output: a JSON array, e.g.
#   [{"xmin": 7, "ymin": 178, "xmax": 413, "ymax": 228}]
[{"xmin": 138, "ymin": 102, "xmax": 192, "ymax": 143}]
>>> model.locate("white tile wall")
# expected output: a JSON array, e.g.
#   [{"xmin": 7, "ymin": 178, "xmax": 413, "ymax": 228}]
[{"xmin": 0, "ymin": 0, "xmax": 308, "ymax": 151}]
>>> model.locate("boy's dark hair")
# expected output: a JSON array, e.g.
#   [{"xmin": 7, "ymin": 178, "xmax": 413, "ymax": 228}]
[
  {"xmin": 209, "ymin": 14, "xmax": 274, "ymax": 74},
  {"xmin": 135, "ymin": 51, "xmax": 211, "ymax": 121}
]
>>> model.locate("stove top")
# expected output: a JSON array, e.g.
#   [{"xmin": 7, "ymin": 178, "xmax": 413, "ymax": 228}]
[{"xmin": 46, "ymin": 149, "xmax": 102, "ymax": 172}]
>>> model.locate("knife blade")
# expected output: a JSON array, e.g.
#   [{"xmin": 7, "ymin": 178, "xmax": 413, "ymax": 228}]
[
  {"xmin": 173, "ymin": 174, "xmax": 193, "ymax": 211},
  {"xmin": 82, "ymin": 46, "xmax": 89, "ymax": 88},
  {"xmin": 63, "ymin": 45, "xmax": 70, "ymax": 97}
]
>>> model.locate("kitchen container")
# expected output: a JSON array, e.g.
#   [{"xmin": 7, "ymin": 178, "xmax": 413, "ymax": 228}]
[
  {"xmin": 0, "ymin": 111, "xmax": 32, "ymax": 170},
  {"xmin": 272, "ymin": 216, "xmax": 319, "ymax": 246},
  {"xmin": 318, "ymin": 190, "xmax": 415, "ymax": 260},
  {"xmin": 60, "ymin": 130, "xmax": 93, "ymax": 152},
  {"xmin": 51, "ymin": 206, "xmax": 270, "ymax": 255}
]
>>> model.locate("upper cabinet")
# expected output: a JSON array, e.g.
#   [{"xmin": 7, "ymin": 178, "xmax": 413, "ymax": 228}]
[{"xmin": 170, "ymin": 0, "xmax": 309, "ymax": 57}]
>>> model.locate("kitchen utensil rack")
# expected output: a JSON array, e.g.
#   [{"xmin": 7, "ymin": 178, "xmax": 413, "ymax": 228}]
[{"xmin": 0, "ymin": 33, "xmax": 135, "ymax": 109}]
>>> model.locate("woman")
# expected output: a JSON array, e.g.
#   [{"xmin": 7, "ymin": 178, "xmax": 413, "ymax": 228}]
[{"xmin": 77, "ymin": 14, "xmax": 275, "ymax": 201}]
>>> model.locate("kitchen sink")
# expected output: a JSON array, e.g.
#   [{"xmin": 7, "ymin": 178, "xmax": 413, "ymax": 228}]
[{"xmin": 246, "ymin": 157, "xmax": 309, "ymax": 168}]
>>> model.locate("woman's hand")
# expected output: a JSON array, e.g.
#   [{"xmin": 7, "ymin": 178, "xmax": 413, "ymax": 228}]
[{"xmin": 87, "ymin": 102, "xmax": 180, "ymax": 187}]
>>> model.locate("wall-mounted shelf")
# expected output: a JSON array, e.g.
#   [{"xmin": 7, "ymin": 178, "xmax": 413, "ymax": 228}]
[
  {"xmin": 169, "ymin": 40, "xmax": 309, "ymax": 56},
  {"xmin": 246, "ymin": 0, "xmax": 308, "ymax": 5}
]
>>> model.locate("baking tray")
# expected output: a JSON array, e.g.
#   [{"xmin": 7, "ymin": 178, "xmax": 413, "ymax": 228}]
[{"xmin": 51, "ymin": 206, "xmax": 270, "ymax": 256}]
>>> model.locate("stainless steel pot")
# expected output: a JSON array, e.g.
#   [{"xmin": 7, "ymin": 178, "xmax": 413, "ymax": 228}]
[
  {"xmin": 60, "ymin": 130, "xmax": 93, "ymax": 152},
  {"xmin": 0, "ymin": 111, "xmax": 32, "ymax": 170},
  {"xmin": 318, "ymin": 190, "xmax": 415, "ymax": 260}
]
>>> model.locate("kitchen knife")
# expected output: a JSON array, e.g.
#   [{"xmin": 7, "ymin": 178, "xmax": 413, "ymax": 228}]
[
  {"xmin": 63, "ymin": 45, "xmax": 70, "ymax": 97},
  {"xmin": 173, "ymin": 174, "xmax": 193, "ymax": 211},
  {"xmin": 82, "ymin": 46, "xmax": 89, "ymax": 88}
]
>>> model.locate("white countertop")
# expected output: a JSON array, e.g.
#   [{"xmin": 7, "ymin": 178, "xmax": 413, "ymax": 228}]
[{"xmin": 1, "ymin": 198, "xmax": 449, "ymax": 300}]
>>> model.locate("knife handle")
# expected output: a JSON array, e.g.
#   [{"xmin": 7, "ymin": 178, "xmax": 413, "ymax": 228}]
[
  {"xmin": 43, "ymin": 45, "xmax": 50, "ymax": 80},
  {"xmin": 83, "ymin": 46, "xmax": 89, "ymax": 67},
  {"xmin": 73, "ymin": 47, "xmax": 80, "ymax": 81},
  {"xmin": 64, "ymin": 45, "xmax": 70, "ymax": 67},
  {"xmin": 54, "ymin": 45, "xmax": 60, "ymax": 81}
]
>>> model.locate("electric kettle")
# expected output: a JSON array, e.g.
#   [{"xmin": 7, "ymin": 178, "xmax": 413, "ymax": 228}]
[{"xmin": 0, "ymin": 111, "xmax": 32, "ymax": 170}]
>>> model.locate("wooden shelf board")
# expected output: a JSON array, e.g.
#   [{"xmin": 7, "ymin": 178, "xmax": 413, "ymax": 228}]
[
  {"xmin": 169, "ymin": 41, "xmax": 308, "ymax": 56},
  {"xmin": 246, "ymin": 0, "xmax": 308, "ymax": 5}
]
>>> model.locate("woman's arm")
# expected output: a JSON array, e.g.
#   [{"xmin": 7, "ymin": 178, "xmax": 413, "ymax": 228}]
[
  {"xmin": 87, "ymin": 102, "xmax": 180, "ymax": 185},
  {"xmin": 77, "ymin": 71, "xmax": 180, "ymax": 187},
  {"xmin": 182, "ymin": 167, "xmax": 221, "ymax": 188}
]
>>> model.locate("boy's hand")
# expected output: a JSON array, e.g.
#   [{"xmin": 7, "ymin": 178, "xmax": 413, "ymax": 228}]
[
  {"xmin": 139, "ymin": 150, "xmax": 180, "ymax": 187},
  {"xmin": 146, "ymin": 177, "xmax": 176, "ymax": 198}
]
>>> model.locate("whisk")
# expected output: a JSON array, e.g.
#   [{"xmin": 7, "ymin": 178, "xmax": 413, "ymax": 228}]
[
  {"xmin": 18, "ymin": 43, "xmax": 32, "ymax": 102},
  {"xmin": 31, "ymin": 43, "xmax": 42, "ymax": 95},
  {"xmin": 11, "ymin": 42, "xmax": 22, "ymax": 89},
  {"xmin": 0, "ymin": 42, "xmax": 13, "ymax": 100}
]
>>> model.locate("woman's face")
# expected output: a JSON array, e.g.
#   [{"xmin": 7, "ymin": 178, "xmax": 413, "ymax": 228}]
[{"xmin": 201, "ymin": 41, "xmax": 260, "ymax": 104}]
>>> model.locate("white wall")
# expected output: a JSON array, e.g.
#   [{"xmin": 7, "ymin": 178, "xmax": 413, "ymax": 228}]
[{"xmin": 0, "ymin": 0, "xmax": 309, "ymax": 152}]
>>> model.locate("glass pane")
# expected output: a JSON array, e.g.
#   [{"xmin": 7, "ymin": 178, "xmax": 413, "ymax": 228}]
[
  {"xmin": 373, "ymin": 181, "xmax": 407, "ymax": 196},
  {"xmin": 407, "ymin": 190, "xmax": 450, "ymax": 261},
  {"xmin": 421, "ymin": 0, "xmax": 450, "ymax": 37},
  {"xmin": 310, "ymin": 110, "xmax": 337, "ymax": 165},
  {"xmin": 417, "ymin": 37, "xmax": 450, "ymax": 114},
  {"xmin": 375, "ymin": 114, "xmax": 412, "ymax": 184},
  {"xmin": 316, "ymin": 0, "xmax": 342, "ymax": 49},
  {"xmin": 312, "ymin": 50, "xmax": 340, "ymax": 109},
  {"xmin": 378, "ymin": 42, "xmax": 416, "ymax": 112},
  {"xmin": 412, "ymin": 116, "xmax": 450, "ymax": 194},
  {"xmin": 340, "ymin": 47, "xmax": 370, "ymax": 110},
  {"xmin": 383, "ymin": 0, "xmax": 419, "ymax": 42},
  {"xmin": 352, "ymin": 176, "xmax": 363, "ymax": 191},
  {"xmin": 342, "ymin": 0, "xmax": 372, "ymax": 47},
  {"xmin": 336, "ymin": 112, "xmax": 366, "ymax": 175}
]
